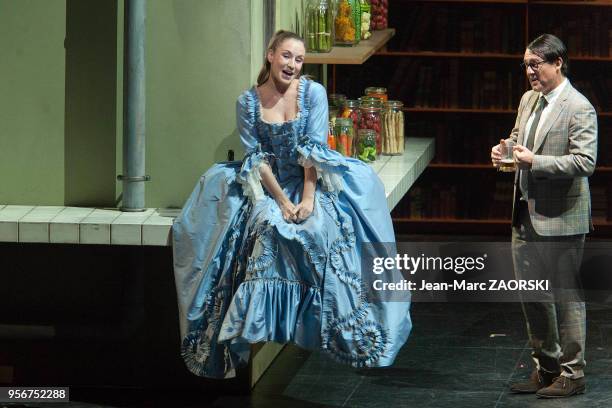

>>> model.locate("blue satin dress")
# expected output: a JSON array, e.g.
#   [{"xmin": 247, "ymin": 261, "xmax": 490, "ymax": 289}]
[{"xmin": 172, "ymin": 77, "xmax": 412, "ymax": 379}]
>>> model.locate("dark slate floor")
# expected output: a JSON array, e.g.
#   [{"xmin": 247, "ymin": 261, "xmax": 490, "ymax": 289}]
[
  {"xmin": 11, "ymin": 302, "xmax": 612, "ymax": 408},
  {"xmin": 219, "ymin": 302, "xmax": 612, "ymax": 408}
]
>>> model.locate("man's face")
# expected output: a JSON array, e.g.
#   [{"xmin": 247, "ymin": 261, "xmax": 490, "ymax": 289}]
[{"xmin": 523, "ymin": 49, "xmax": 563, "ymax": 95}]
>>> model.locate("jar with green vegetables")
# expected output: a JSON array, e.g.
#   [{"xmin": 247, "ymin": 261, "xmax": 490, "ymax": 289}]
[
  {"xmin": 356, "ymin": 129, "xmax": 377, "ymax": 162},
  {"xmin": 358, "ymin": 98, "xmax": 382, "ymax": 155},
  {"xmin": 360, "ymin": 0, "xmax": 372, "ymax": 40},
  {"xmin": 305, "ymin": 0, "xmax": 333, "ymax": 53}
]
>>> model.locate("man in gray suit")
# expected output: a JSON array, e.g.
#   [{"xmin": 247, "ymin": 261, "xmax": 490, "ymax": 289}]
[{"xmin": 491, "ymin": 34, "xmax": 597, "ymax": 399}]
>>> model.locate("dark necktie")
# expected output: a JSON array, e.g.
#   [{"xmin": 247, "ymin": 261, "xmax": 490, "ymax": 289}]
[
  {"xmin": 520, "ymin": 96, "xmax": 548, "ymax": 200},
  {"xmin": 525, "ymin": 96, "xmax": 548, "ymax": 151}
]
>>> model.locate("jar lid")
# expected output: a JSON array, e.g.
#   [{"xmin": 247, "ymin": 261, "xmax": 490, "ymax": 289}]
[
  {"xmin": 335, "ymin": 118, "xmax": 353, "ymax": 126},
  {"xmin": 359, "ymin": 98, "xmax": 383, "ymax": 110},
  {"xmin": 328, "ymin": 93, "xmax": 346, "ymax": 101},
  {"xmin": 345, "ymin": 99, "xmax": 360, "ymax": 108},
  {"xmin": 365, "ymin": 87, "xmax": 387, "ymax": 94},
  {"xmin": 359, "ymin": 95, "xmax": 384, "ymax": 103},
  {"xmin": 385, "ymin": 100, "xmax": 404, "ymax": 108}
]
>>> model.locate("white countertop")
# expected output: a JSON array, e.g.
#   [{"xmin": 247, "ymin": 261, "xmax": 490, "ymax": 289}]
[{"xmin": 0, "ymin": 138, "xmax": 434, "ymax": 246}]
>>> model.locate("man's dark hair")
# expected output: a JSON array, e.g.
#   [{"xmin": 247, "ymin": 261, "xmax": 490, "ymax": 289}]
[{"xmin": 527, "ymin": 34, "xmax": 569, "ymax": 76}]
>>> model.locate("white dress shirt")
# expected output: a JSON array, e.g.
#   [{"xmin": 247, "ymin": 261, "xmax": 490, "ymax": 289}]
[{"xmin": 524, "ymin": 78, "xmax": 569, "ymax": 148}]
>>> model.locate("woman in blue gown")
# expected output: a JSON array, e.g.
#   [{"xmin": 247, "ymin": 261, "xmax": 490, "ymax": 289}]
[{"xmin": 173, "ymin": 30, "xmax": 411, "ymax": 379}]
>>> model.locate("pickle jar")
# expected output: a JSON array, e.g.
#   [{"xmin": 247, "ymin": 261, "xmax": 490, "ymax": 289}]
[
  {"xmin": 370, "ymin": 0, "xmax": 388, "ymax": 30},
  {"xmin": 364, "ymin": 86, "xmax": 388, "ymax": 102},
  {"xmin": 328, "ymin": 93, "xmax": 346, "ymax": 126},
  {"xmin": 328, "ymin": 93, "xmax": 347, "ymax": 115},
  {"xmin": 334, "ymin": 118, "xmax": 354, "ymax": 157},
  {"xmin": 382, "ymin": 100, "xmax": 405, "ymax": 155},
  {"xmin": 334, "ymin": 0, "xmax": 357, "ymax": 46},
  {"xmin": 356, "ymin": 129, "xmax": 377, "ymax": 162},
  {"xmin": 358, "ymin": 98, "xmax": 382, "ymax": 155},
  {"xmin": 360, "ymin": 0, "xmax": 372, "ymax": 40},
  {"xmin": 305, "ymin": 0, "xmax": 333, "ymax": 53},
  {"xmin": 327, "ymin": 121, "xmax": 337, "ymax": 150},
  {"xmin": 341, "ymin": 99, "xmax": 360, "ymax": 155}
]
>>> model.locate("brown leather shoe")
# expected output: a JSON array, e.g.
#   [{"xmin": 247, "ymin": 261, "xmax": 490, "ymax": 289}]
[
  {"xmin": 510, "ymin": 369, "xmax": 557, "ymax": 393},
  {"xmin": 536, "ymin": 375, "xmax": 586, "ymax": 398}
]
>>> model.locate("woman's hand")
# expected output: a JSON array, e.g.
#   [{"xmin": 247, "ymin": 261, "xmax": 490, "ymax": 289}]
[
  {"xmin": 278, "ymin": 198, "xmax": 298, "ymax": 223},
  {"xmin": 294, "ymin": 198, "xmax": 314, "ymax": 222}
]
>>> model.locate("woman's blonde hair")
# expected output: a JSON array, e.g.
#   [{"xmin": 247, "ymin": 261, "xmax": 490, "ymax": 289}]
[{"xmin": 257, "ymin": 30, "xmax": 305, "ymax": 87}]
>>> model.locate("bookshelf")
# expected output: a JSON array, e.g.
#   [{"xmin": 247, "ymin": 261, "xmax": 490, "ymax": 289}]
[{"xmin": 331, "ymin": 0, "xmax": 612, "ymax": 235}]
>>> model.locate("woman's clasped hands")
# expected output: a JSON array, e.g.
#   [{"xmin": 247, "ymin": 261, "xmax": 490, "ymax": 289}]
[{"xmin": 279, "ymin": 197, "xmax": 313, "ymax": 223}]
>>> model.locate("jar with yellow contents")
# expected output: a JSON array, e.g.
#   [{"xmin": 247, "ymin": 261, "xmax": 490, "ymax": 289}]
[{"xmin": 334, "ymin": 0, "xmax": 357, "ymax": 46}]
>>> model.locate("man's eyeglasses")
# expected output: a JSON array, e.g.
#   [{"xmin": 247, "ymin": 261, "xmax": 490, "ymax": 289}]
[{"xmin": 520, "ymin": 60, "xmax": 548, "ymax": 71}]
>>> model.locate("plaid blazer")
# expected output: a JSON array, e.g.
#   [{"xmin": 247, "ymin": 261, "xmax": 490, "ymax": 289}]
[{"xmin": 508, "ymin": 82, "xmax": 598, "ymax": 236}]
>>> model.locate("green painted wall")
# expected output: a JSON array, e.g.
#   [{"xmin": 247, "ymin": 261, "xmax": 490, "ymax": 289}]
[
  {"xmin": 145, "ymin": 0, "xmax": 264, "ymax": 207},
  {"xmin": 0, "ymin": 0, "xmax": 267, "ymax": 208},
  {"xmin": 276, "ymin": 0, "xmax": 303, "ymax": 35},
  {"xmin": 64, "ymin": 0, "xmax": 117, "ymax": 207},
  {"xmin": 0, "ymin": 0, "xmax": 66, "ymax": 205}
]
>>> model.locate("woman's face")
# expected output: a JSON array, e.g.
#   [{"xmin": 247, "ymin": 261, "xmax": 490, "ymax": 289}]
[{"xmin": 267, "ymin": 38, "xmax": 305, "ymax": 87}]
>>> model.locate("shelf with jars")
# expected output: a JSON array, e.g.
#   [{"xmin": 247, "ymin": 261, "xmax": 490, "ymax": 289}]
[{"xmin": 305, "ymin": 28, "xmax": 395, "ymax": 64}]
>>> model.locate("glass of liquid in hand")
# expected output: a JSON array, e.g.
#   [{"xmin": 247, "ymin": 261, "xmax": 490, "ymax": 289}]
[{"xmin": 499, "ymin": 140, "xmax": 516, "ymax": 172}]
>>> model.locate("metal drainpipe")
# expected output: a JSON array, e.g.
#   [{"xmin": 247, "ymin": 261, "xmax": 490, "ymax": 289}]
[{"xmin": 118, "ymin": 0, "xmax": 149, "ymax": 211}]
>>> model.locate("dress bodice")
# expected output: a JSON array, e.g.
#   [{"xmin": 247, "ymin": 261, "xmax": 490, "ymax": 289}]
[{"xmin": 249, "ymin": 79, "xmax": 308, "ymax": 185}]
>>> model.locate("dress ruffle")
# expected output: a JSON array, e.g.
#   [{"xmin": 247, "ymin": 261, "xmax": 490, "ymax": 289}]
[
  {"xmin": 236, "ymin": 147, "xmax": 274, "ymax": 202},
  {"xmin": 217, "ymin": 278, "xmax": 322, "ymax": 348},
  {"xmin": 297, "ymin": 135, "xmax": 348, "ymax": 193}
]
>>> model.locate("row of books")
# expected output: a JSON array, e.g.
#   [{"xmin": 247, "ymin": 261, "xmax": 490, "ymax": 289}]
[
  {"xmin": 573, "ymin": 77, "xmax": 612, "ymax": 113},
  {"xmin": 386, "ymin": 3, "xmax": 612, "ymax": 58},
  {"xmin": 530, "ymin": 13, "xmax": 612, "ymax": 58},
  {"xmin": 393, "ymin": 178, "xmax": 612, "ymax": 221},
  {"xmin": 392, "ymin": 178, "xmax": 514, "ymax": 220},
  {"xmin": 388, "ymin": 4, "xmax": 524, "ymax": 54},
  {"xmin": 390, "ymin": 61, "xmax": 523, "ymax": 110},
  {"xmin": 406, "ymin": 121, "xmax": 512, "ymax": 164},
  {"xmin": 405, "ymin": 121, "xmax": 612, "ymax": 167}
]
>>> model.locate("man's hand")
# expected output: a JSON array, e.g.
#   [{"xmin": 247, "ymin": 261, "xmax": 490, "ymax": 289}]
[
  {"xmin": 513, "ymin": 145, "xmax": 534, "ymax": 169},
  {"xmin": 491, "ymin": 139, "xmax": 504, "ymax": 167},
  {"xmin": 294, "ymin": 198, "xmax": 314, "ymax": 223}
]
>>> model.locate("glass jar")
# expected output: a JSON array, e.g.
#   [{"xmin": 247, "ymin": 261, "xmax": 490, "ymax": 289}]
[
  {"xmin": 365, "ymin": 86, "xmax": 388, "ymax": 102},
  {"xmin": 370, "ymin": 0, "xmax": 388, "ymax": 30},
  {"xmin": 358, "ymin": 98, "xmax": 382, "ymax": 155},
  {"xmin": 328, "ymin": 93, "xmax": 347, "ymax": 114},
  {"xmin": 305, "ymin": 0, "xmax": 333, "ymax": 53},
  {"xmin": 328, "ymin": 93, "xmax": 346, "ymax": 127},
  {"xmin": 334, "ymin": 0, "xmax": 357, "ymax": 46},
  {"xmin": 341, "ymin": 100, "xmax": 360, "ymax": 156},
  {"xmin": 334, "ymin": 118, "xmax": 354, "ymax": 157},
  {"xmin": 360, "ymin": 0, "xmax": 372, "ymax": 40},
  {"xmin": 327, "ymin": 121, "xmax": 337, "ymax": 150},
  {"xmin": 356, "ymin": 129, "xmax": 377, "ymax": 162},
  {"xmin": 382, "ymin": 100, "xmax": 405, "ymax": 155}
]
